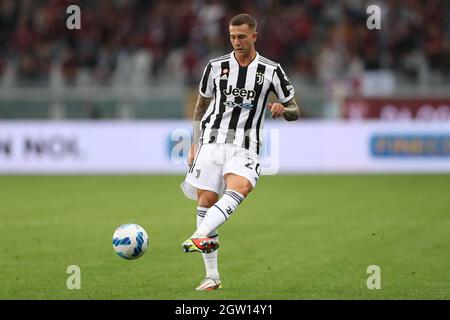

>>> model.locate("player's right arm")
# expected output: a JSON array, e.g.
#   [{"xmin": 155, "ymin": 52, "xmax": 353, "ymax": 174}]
[{"xmin": 188, "ymin": 94, "xmax": 211, "ymax": 166}]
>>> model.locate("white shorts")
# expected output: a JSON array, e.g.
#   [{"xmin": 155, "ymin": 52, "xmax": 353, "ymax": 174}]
[{"xmin": 180, "ymin": 143, "xmax": 261, "ymax": 200}]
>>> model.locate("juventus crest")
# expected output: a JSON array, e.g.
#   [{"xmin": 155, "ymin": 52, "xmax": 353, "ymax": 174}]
[{"xmin": 256, "ymin": 72, "xmax": 264, "ymax": 85}]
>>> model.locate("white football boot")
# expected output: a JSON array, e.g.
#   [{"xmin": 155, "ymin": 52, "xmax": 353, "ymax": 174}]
[{"xmin": 195, "ymin": 278, "xmax": 222, "ymax": 291}]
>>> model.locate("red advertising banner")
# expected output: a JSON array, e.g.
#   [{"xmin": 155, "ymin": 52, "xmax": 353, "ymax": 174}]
[{"xmin": 343, "ymin": 98, "xmax": 450, "ymax": 121}]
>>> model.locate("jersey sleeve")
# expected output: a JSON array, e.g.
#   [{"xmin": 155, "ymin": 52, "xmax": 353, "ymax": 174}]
[
  {"xmin": 271, "ymin": 64, "xmax": 295, "ymax": 103},
  {"xmin": 198, "ymin": 62, "xmax": 214, "ymax": 98}
]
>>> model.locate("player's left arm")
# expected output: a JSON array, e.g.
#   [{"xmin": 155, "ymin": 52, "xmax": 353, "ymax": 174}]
[{"xmin": 268, "ymin": 98, "xmax": 300, "ymax": 121}]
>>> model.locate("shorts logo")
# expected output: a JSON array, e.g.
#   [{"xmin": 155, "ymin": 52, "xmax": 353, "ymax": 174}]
[{"xmin": 195, "ymin": 169, "xmax": 201, "ymax": 179}]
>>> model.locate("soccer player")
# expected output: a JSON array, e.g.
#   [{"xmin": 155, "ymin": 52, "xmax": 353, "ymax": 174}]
[{"xmin": 180, "ymin": 13, "xmax": 300, "ymax": 291}]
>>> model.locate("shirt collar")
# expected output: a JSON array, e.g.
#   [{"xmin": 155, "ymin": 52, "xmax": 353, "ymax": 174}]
[{"xmin": 231, "ymin": 51, "xmax": 259, "ymax": 67}]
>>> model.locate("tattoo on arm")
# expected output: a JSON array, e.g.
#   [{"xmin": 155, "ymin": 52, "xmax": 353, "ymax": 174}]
[
  {"xmin": 193, "ymin": 95, "xmax": 211, "ymax": 144},
  {"xmin": 282, "ymin": 98, "xmax": 300, "ymax": 121}
]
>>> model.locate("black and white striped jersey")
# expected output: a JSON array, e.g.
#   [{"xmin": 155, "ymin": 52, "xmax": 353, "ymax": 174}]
[{"xmin": 198, "ymin": 51, "xmax": 295, "ymax": 155}]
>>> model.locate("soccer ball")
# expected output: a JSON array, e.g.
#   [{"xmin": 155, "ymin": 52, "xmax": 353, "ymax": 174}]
[{"xmin": 112, "ymin": 224, "xmax": 149, "ymax": 260}]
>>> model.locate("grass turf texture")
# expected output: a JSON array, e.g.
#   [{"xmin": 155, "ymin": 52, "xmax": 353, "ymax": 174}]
[{"xmin": 0, "ymin": 175, "xmax": 449, "ymax": 300}]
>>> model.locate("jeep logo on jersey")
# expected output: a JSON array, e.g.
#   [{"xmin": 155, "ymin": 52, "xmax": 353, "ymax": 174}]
[{"xmin": 223, "ymin": 86, "xmax": 256, "ymax": 100}]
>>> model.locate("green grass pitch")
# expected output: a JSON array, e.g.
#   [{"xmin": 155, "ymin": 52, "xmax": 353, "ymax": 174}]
[{"xmin": 0, "ymin": 175, "xmax": 449, "ymax": 299}]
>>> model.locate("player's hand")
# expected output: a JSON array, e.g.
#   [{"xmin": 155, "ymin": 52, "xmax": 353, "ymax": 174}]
[
  {"xmin": 187, "ymin": 143, "xmax": 197, "ymax": 167},
  {"xmin": 268, "ymin": 103, "xmax": 285, "ymax": 119}
]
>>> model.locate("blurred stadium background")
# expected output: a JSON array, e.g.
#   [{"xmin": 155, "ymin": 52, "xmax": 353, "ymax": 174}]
[
  {"xmin": 0, "ymin": 0, "xmax": 449, "ymax": 300},
  {"xmin": 1, "ymin": 0, "xmax": 449, "ymax": 120}
]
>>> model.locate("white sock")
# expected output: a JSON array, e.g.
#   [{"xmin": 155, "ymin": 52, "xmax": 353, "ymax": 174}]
[
  {"xmin": 194, "ymin": 190, "xmax": 244, "ymax": 237},
  {"xmin": 197, "ymin": 207, "xmax": 219, "ymax": 280},
  {"xmin": 196, "ymin": 207, "xmax": 218, "ymax": 237},
  {"xmin": 202, "ymin": 247, "xmax": 219, "ymax": 280}
]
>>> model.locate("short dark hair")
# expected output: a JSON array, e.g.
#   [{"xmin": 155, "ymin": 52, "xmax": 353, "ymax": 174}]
[{"xmin": 229, "ymin": 13, "xmax": 257, "ymax": 31}]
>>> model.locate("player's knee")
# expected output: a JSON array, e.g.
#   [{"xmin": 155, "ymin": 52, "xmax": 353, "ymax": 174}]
[
  {"xmin": 231, "ymin": 183, "xmax": 253, "ymax": 197},
  {"xmin": 197, "ymin": 190, "xmax": 218, "ymax": 208},
  {"xmin": 225, "ymin": 174, "xmax": 254, "ymax": 197}
]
